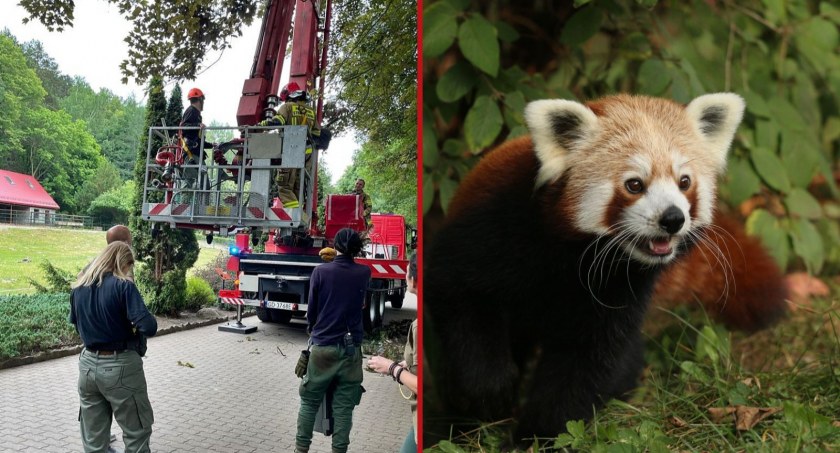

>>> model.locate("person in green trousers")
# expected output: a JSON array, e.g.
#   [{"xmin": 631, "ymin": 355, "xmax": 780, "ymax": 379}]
[
  {"xmin": 295, "ymin": 228, "xmax": 371, "ymax": 453},
  {"xmin": 71, "ymin": 241, "xmax": 157, "ymax": 453}
]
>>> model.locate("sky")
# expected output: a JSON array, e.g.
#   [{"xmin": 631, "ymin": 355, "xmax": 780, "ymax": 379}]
[{"xmin": 0, "ymin": 0, "xmax": 356, "ymax": 185}]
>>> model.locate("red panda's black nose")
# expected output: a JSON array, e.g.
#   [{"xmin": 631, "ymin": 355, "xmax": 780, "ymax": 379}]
[{"xmin": 659, "ymin": 206, "xmax": 685, "ymax": 234}]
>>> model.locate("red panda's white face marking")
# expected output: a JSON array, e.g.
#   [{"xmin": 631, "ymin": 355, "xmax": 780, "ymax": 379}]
[{"xmin": 525, "ymin": 93, "xmax": 745, "ymax": 266}]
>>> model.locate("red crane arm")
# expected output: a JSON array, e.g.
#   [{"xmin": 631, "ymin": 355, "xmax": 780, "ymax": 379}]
[{"xmin": 236, "ymin": 0, "xmax": 329, "ymax": 126}]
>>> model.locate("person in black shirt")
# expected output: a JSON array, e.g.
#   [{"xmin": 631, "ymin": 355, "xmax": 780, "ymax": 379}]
[
  {"xmin": 295, "ymin": 228, "xmax": 371, "ymax": 453},
  {"xmin": 180, "ymin": 87, "xmax": 215, "ymax": 189},
  {"xmin": 71, "ymin": 241, "xmax": 157, "ymax": 453}
]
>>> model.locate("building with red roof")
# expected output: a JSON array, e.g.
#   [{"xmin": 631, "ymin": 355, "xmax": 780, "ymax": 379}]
[{"xmin": 0, "ymin": 169, "xmax": 60, "ymax": 224}]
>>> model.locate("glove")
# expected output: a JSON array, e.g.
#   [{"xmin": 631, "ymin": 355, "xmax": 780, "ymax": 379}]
[{"xmin": 295, "ymin": 349, "xmax": 311, "ymax": 378}]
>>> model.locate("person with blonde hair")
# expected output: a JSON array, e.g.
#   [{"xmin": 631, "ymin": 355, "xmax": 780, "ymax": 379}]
[{"xmin": 71, "ymin": 241, "xmax": 157, "ymax": 453}]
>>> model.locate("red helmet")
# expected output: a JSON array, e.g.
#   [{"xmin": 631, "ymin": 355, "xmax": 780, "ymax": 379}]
[
  {"xmin": 279, "ymin": 82, "xmax": 301, "ymax": 101},
  {"xmin": 187, "ymin": 87, "xmax": 205, "ymax": 100}
]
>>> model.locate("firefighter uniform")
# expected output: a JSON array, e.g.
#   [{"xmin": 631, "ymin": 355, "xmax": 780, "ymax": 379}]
[{"xmin": 258, "ymin": 96, "xmax": 321, "ymax": 209}]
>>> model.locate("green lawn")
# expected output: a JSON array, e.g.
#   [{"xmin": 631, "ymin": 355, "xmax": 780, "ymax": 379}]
[{"xmin": 0, "ymin": 225, "xmax": 224, "ymax": 295}]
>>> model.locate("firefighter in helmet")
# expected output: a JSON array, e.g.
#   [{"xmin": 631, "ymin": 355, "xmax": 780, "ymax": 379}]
[
  {"xmin": 257, "ymin": 87, "xmax": 324, "ymax": 209},
  {"xmin": 180, "ymin": 88, "xmax": 215, "ymax": 189}
]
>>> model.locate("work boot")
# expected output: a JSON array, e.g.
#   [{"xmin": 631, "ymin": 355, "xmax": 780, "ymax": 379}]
[{"xmin": 107, "ymin": 447, "xmax": 124, "ymax": 453}]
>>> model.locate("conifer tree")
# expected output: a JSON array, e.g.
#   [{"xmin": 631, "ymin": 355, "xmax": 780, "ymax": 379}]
[
  {"xmin": 165, "ymin": 84, "xmax": 183, "ymax": 132},
  {"xmin": 129, "ymin": 78, "xmax": 198, "ymax": 315}
]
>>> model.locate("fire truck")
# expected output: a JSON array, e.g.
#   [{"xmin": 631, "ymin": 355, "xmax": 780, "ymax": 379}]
[{"xmin": 138, "ymin": 0, "xmax": 414, "ymax": 333}]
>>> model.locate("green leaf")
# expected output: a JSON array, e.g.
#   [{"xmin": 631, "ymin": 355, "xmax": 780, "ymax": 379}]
[
  {"xmin": 680, "ymin": 360, "xmax": 710, "ymax": 384},
  {"xmin": 797, "ymin": 17, "xmax": 839, "ymax": 50},
  {"xmin": 503, "ymin": 91, "xmax": 526, "ymax": 124},
  {"xmin": 767, "ymin": 97, "xmax": 807, "ymax": 132},
  {"xmin": 754, "ymin": 119, "xmax": 780, "ymax": 150},
  {"xmin": 821, "ymin": 2, "xmax": 840, "ymax": 25},
  {"xmin": 679, "ymin": 59, "xmax": 706, "ymax": 96},
  {"xmin": 494, "ymin": 20, "xmax": 520, "ymax": 43},
  {"xmin": 573, "ymin": 0, "xmax": 593, "ymax": 7},
  {"xmin": 438, "ymin": 177, "xmax": 459, "ymax": 215},
  {"xmin": 436, "ymin": 61, "xmax": 477, "ymax": 102},
  {"xmin": 560, "ymin": 6, "xmax": 604, "ymax": 46},
  {"xmin": 554, "ymin": 433, "xmax": 574, "ymax": 448},
  {"xmin": 464, "ymin": 96, "xmax": 503, "ymax": 152},
  {"xmin": 668, "ymin": 67, "xmax": 691, "ymax": 103},
  {"xmin": 750, "ymin": 147, "xmax": 791, "ymax": 192},
  {"xmin": 458, "ymin": 14, "xmax": 500, "ymax": 77},
  {"xmin": 780, "ymin": 129, "xmax": 820, "ymax": 188},
  {"xmin": 822, "ymin": 116, "xmax": 840, "ymax": 148},
  {"xmin": 638, "ymin": 59, "xmax": 671, "ymax": 95},
  {"xmin": 422, "ymin": 122, "xmax": 439, "ymax": 168},
  {"xmin": 761, "ymin": 0, "xmax": 787, "ymax": 25},
  {"xmin": 790, "ymin": 219, "xmax": 825, "ymax": 274},
  {"xmin": 566, "ymin": 419, "xmax": 586, "ymax": 438},
  {"xmin": 725, "ymin": 156, "xmax": 761, "ymax": 206},
  {"xmin": 785, "ymin": 188, "xmax": 823, "ymax": 219},
  {"xmin": 508, "ymin": 125, "xmax": 528, "ymax": 138},
  {"xmin": 442, "ymin": 138, "xmax": 466, "ymax": 157},
  {"xmin": 746, "ymin": 209, "xmax": 790, "ymax": 269},
  {"xmin": 743, "ymin": 91, "xmax": 772, "ymax": 118},
  {"xmin": 423, "ymin": 2, "xmax": 458, "ymax": 58}
]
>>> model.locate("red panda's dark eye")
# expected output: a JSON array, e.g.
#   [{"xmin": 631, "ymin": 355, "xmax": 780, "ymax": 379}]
[
  {"xmin": 679, "ymin": 175, "xmax": 691, "ymax": 191},
  {"xmin": 625, "ymin": 179, "xmax": 644, "ymax": 194}
]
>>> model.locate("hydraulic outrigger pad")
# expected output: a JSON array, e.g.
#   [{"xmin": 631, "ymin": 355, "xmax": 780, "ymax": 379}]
[{"xmin": 218, "ymin": 304, "xmax": 257, "ymax": 334}]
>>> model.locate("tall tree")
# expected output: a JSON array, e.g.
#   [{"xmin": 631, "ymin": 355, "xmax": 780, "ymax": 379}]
[
  {"xmin": 60, "ymin": 79, "xmax": 146, "ymax": 179},
  {"xmin": 130, "ymin": 79, "xmax": 198, "ymax": 315},
  {"xmin": 165, "ymin": 84, "xmax": 183, "ymax": 132},
  {"xmin": 75, "ymin": 160, "xmax": 122, "ymax": 214},
  {"xmin": 0, "ymin": 34, "xmax": 102, "ymax": 213},
  {"xmin": 328, "ymin": 0, "xmax": 418, "ymax": 151},
  {"xmin": 19, "ymin": 39, "xmax": 73, "ymax": 110}
]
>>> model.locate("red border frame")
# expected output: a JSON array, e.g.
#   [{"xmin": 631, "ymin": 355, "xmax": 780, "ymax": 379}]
[{"xmin": 416, "ymin": 0, "xmax": 424, "ymax": 450}]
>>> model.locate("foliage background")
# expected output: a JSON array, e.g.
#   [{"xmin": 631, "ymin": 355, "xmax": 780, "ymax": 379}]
[
  {"xmin": 423, "ymin": 0, "xmax": 840, "ymax": 275},
  {"xmin": 0, "ymin": 31, "xmax": 146, "ymax": 222}
]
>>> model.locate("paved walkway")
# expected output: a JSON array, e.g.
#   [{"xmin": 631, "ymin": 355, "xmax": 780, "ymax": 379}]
[{"xmin": 0, "ymin": 297, "xmax": 417, "ymax": 453}]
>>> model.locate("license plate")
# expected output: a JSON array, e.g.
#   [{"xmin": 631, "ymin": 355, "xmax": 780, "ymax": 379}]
[{"xmin": 265, "ymin": 301, "xmax": 294, "ymax": 310}]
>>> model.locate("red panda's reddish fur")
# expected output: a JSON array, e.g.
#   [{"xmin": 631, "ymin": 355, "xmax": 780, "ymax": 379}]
[
  {"xmin": 653, "ymin": 214, "xmax": 789, "ymax": 331},
  {"xmin": 451, "ymin": 137, "xmax": 789, "ymax": 332}
]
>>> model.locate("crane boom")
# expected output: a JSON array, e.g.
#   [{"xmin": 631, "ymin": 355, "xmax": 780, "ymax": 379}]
[{"xmin": 236, "ymin": 0, "xmax": 329, "ymax": 127}]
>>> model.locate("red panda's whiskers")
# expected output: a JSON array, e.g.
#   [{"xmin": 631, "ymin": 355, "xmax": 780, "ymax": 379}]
[{"xmin": 686, "ymin": 228, "xmax": 735, "ymax": 306}]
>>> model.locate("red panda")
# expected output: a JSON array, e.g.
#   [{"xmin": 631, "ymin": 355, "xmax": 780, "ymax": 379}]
[{"xmin": 423, "ymin": 93, "xmax": 787, "ymax": 446}]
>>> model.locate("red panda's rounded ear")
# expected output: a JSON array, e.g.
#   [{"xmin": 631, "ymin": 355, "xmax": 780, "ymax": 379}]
[
  {"xmin": 685, "ymin": 93, "xmax": 745, "ymax": 170},
  {"xmin": 525, "ymin": 100, "xmax": 599, "ymax": 187}
]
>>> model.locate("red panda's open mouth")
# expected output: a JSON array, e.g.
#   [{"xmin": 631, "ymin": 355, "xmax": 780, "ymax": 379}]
[{"xmin": 647, "ymin": 238, "xmax": 673, "ymax": 256}]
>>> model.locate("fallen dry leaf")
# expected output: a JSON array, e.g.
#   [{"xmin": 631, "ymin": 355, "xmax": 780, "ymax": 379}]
[
  {"xmin": 785, "ymin": 273, "xmax": 830, "ymax": 308},
  {"xmin": 669, "ymin": 416, "xmax": 688, "ymax": 428},
  {"xmin": 709, "ymin": 406, "xmax": 781, "ymax": 430},
  {"xmin": 833, "ymin": 421, "xmax": 840, "ymax": 428},
  {"xmin": 708, "ymin": 406, "xmax": 737, "ymax": 423},
  {"xmin": 734, "ymin": 406, "xmax": 781, "ymax": 431}
]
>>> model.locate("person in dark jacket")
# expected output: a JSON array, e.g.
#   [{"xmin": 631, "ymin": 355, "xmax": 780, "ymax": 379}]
[
  {"xmin": 295, "ymin": 228, "xmax": 371, "ymax": 453},
  {"xmin": 180, "ymin": 87, "xmax": 215, "ymax": 190},
  {"xmin": 70, "ymin": 241, "xmax": 157, "ymax": 453}
]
